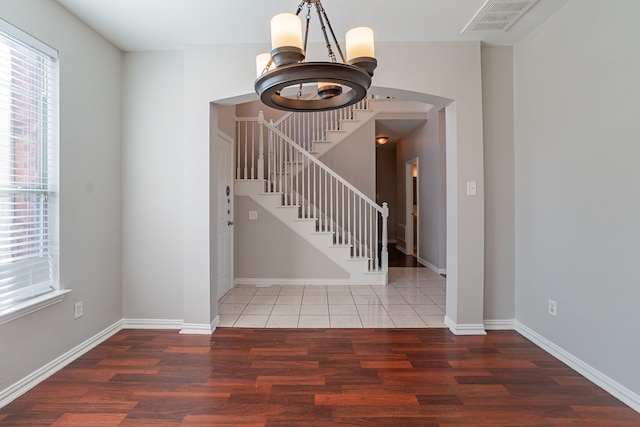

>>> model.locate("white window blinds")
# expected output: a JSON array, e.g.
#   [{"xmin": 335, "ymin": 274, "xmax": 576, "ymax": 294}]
[{"xmin": 0, "ymin": 20, "xmax": 58, "ymax": 313}]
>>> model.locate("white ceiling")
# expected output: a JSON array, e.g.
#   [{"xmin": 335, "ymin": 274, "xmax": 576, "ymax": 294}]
[{"xmin": 54, "ymin": 0, "xmax": 568, "ymax": 52}]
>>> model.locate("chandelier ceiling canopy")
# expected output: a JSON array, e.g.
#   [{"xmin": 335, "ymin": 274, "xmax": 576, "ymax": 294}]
[{"xmin": 255, "ymin": 0, "xmax": 377, "ymax": 112}]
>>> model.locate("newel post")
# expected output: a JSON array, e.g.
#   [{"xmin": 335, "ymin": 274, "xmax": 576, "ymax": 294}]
[
  {"xmin": 257, "ymin": 111, "xmax": 265, "ymax": 180},
  {"xmin": 381, "ymin": 202, "xmax": 389, "ymax": 271}
]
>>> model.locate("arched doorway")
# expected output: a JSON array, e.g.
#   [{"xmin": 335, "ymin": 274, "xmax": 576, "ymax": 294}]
[{"xmin": 209, "ymin": 84, "xmax": 486, "ymax": 335}]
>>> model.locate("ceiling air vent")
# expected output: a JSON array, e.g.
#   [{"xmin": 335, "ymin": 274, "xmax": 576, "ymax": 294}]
[{"xmin": 462, "ymin": 0, "xmax": 539, "ymax": 33}]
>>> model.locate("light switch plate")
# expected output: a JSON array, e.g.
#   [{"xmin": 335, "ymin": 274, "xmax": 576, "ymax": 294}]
[
  {"xmin": 466, "ymin": 181, "xmax": 477, "ymax": 196},
  {"xmin": 249, "ymin": 210, "xmax": 258, "ymax": 220}
]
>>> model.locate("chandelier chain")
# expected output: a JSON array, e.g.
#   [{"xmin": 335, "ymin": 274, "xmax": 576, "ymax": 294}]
[
  {"xmin": 313, "ymin": 2, "xmax": 337, "ymax": 63},
  {"xmin": 302, "ymin": 4, "xmax": 311, "ymax": 55},
  {"xmin": 316, "ymin": 1, "xmax": 345, "ymax": 63},
  {"xmin": 296, "ymin": 3, "xmax": 314, "ymax": 99},
  {"xmin": 261, "ymin": 59, "xmax": 273, "ymax": 76}
]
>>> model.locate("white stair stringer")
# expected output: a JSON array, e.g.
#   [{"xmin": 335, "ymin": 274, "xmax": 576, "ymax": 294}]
[{"xmin": 235, "ymin": 179, "xmax": 387, "ymax": 285}]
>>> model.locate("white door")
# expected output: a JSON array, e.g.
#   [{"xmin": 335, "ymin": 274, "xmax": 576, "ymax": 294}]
[{"xmin": 216, "ymin": 132, "xmax": 234, "ymax": 300}]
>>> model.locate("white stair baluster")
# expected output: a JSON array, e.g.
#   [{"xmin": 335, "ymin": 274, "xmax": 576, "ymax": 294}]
[
  {"xmin": 382, "ymin": 202, "xmax": 389, "ymax": 271},
  {"xmin": 236, "ymin": 121, "xmax": 240, "ymax": 179},
  {"xmin": 243, "ymin": 121, "xmax": 248, "ymax": 179},
  {"xmin": 329, "ymin": 175, "xmax": 333, "ymax": 234},
  {"xmin": 279, "ymin": 134, "xmax": 284, "ymax": 195},
  {"xmin": 296, "ymin": 149, "xmax": 301, "ymax": 208},
  {"xmin": 258, "ymin": 112, "xmax": 264, "ymax": 180},
  {"xmin": 313, "ymin": 163, "xmax": 317, "ymax": 220},
  {"xmin": 347, "ymin": 190, "xmax": 351, "ymax": 250},
  {"xmin": 253, "ymin": 122, "xmax": 258, "ymax": 178}
]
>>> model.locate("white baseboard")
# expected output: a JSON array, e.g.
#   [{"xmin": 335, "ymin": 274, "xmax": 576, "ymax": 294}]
[
  {"xmin": 180, "ymin": 316, "xmax": 219, "ymax": 335},
  {"xmin": 0, "ymin": 319, "xmax": 123, "ymax": 409},
  {"xmin": 121, "ymin": 318, "xmax": 183, "ymax": 330},
  {"xmin": 396, "ymin": 245, "xmax": 409, "ymax": 255},
  {"xmin": 122, "ymin": 317, "xmax": 217, "ymax": 335},
  {"xmin": 234, "ymin": 278, "xmax": 349, "ymax": 286},
  {"xmin": 516, "ymin": 321, "xmax": 640, "ymax": 413},
  {"xmin": 1, "ymin": 315, "xmax": 223, "ymax": 408},
  {"xmin": 444, "ymin": 316, "xmax": 487, "ymax": 335},
  {"xmin": 483, "ymin": 319, "xmax": 516, "ymax": 330},
  {"xmin": 417, "ymin": 257, "xmax": 446, "ymax": 275}
]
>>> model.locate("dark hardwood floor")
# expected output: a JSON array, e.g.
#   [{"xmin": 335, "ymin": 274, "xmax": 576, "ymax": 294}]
[
  {"xmin": 1, "ymin": 328, "xmax": 638, "ymax": 426},
  {"xmin": 388, "ymin": 245, "xmax": 423, "ymax": 268}
]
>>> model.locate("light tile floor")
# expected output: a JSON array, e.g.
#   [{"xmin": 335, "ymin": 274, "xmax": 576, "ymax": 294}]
[{"xmin": 218, "ymin": 267, "xmax": 446, "ymax": 328}]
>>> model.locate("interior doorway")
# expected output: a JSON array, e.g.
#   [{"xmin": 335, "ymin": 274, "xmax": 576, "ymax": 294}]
[{"xmin": 211, "ymin": 87, "xmax": 484, "ymax": 334}]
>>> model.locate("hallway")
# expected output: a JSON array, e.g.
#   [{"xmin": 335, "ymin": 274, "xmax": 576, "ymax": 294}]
[{"xmin": 219, "ymin": 267, "xmax": 446, "ymax": 328}]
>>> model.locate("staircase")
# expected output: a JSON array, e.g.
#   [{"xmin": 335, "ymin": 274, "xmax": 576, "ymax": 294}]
[
  {"xmin": 269, "ymin": 98, "xmax": 377, "ymax": 157},
  {"xmin": 235, "ymin": 99, "xmax": 389, "ymax": 286}
]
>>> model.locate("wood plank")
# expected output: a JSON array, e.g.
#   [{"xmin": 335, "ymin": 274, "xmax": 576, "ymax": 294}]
[{"xmin": 0, "ymin": 328, "xmax": 638, "ymax": 426}]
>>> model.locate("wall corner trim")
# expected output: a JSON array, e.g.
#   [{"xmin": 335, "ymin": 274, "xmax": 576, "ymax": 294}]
[
  {"xmin": 515, "ymin": 321, "xmax": 640, "ymax": 413},
  {"xmin": 444, "ymin": 316, "xmax": 487, "ymax": 335}
]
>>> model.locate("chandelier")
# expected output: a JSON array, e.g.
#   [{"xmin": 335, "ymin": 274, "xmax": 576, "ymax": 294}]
[{"xmin": 255, "ymin": 0, "xmax": 377, "ymax": 112}]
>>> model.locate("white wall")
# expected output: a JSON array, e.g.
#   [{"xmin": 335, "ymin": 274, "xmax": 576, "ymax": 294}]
[
  {"xmin": 481, "ymin": 46, "xmax": 515, "ymax": 322},
  {"xmin": 0, "ymin": 0, "xmax": 122, "ymax": 392},
  {"xmin": 514, "ymin": 0, "xmax": 640, "ymax": 396},
  {"xmin": 234, "ymin": 197, "xmax": 348, "ymax": 280},
  {"xmin": 319, "ymin": 121, "xmax": 376, "ymax": 199},
  {"xmin": 122, "ymin": 51, "xmax": 184, "ymax": 320}
]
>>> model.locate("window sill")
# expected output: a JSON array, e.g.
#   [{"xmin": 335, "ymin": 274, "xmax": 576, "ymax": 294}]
[{"xmin": 0, "ymin": 289, "xmax": 72, "ymax": 327}]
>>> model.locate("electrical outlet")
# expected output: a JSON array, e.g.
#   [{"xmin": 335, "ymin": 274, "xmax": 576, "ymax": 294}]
[
  {"xmin": 74, "ymin": 301, "xmax": 83, "ymax": 319},
  {"xmin": 548, "ymin": 299, "xmax": 557, "ymax": 317},
  {"xmin": 248, "ymin": 210, "xmax": 258, "ymax": 220}
]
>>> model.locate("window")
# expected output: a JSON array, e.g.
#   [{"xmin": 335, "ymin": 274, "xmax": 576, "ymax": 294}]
[{"xmin": 0, "ymin": 19, "xmax": 59, "ymax": 318}]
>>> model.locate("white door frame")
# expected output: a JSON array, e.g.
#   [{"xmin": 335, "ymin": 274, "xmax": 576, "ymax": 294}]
[
  {"xmin": 405, "ymin": 157, "xmax": 419, "ymax": 259},
  {"xmin": 216, "ymin": 130, "xmax": 234, "ymax": 301}
]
